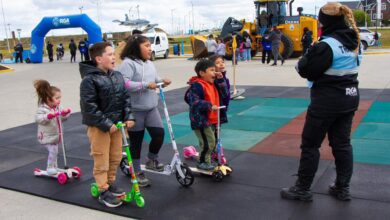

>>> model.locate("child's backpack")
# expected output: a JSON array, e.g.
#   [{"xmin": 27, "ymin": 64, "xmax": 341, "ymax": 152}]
[{"xmin": 239, "ymin": 42, "xmax": 244, "ymax": 53}]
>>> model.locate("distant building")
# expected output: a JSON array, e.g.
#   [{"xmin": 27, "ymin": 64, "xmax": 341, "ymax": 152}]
[{"xmin": 341, "ymin": 0, "xmax": 390, "ymax": 25}]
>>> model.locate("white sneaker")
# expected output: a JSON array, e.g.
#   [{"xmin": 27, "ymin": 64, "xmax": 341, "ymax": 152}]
[{"xmin": 47, "ymin": 167, "xmax": 58, "ymax": 175}]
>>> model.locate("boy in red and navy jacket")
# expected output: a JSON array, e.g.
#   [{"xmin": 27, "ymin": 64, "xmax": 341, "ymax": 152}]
[{"xmin": 184, "ymin": 59, "xmax": 229, "ymax": 171}]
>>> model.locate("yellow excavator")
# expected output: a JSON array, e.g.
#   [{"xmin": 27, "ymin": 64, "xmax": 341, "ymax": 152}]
[{"xmin": 190, "ymin": 0, "xmax": 318, "ymax": 59}]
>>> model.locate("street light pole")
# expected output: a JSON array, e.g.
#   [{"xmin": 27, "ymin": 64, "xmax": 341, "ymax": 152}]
[
  {"xmin": 16, "ymin": 29, "xmax": 21, "ymax": 41},
  {"xmin": 79, "ymin": 6, "xmax": 84, "ymax": 35},
  {"xmin": 364, "ymin": 0, "xmax": 367, "ymax": 28},
  {"xmin": 0, "ymin": 0, "xmax": 10, "ymax": 52},
  {"xmin": 191, "ymin": 1, "xmax": 195, "ymax": 34},
  {"xmin": 171, "ymin": 8, "xmax": 176, "ymax": 35}
]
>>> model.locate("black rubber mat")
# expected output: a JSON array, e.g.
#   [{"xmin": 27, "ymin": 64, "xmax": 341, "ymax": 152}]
[
  {"xmin": 1, "ymin": 86, "xmax": 390, "ymax": 219},
  {"xmin": 0, "ymin": 148, "xmax": 46, "ymax": 173},
  {"xmin": 0, "ymin": 157, "xmax": 93, "ymax": 197},
  {"xmin": 312, "ymin": 162, "xmax": 390, "ymax": 203}
]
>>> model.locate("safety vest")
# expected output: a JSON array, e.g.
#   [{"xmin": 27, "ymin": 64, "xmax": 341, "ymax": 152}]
[{"xmin": 321, "ymin": 37, "xmax": 362, "ymax": 77}]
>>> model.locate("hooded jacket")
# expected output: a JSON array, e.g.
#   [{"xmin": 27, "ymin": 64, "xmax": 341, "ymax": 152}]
[
  {"xmin": 35, "ymin": 104, "xmax": 70, "ymax": 144},
  {"xmin": 117, "ymin": 58, "xmax": 162, "ymax": 111},
  {"xmin": 79, "ymin": 61, "xmax": 134, "ymax": 132},
  {"xmin": 296, "ymin": 25, "xmax": 361, "ymax": 115},
  {"xmin": 184, "ymin": 76, "xmax": 229, "ymax": 130}
]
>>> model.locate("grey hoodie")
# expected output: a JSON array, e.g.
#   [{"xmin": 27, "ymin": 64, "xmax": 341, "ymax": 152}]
[{"xmin": 117, "ymin": 58, "xmax": 162, "ymax": 111}]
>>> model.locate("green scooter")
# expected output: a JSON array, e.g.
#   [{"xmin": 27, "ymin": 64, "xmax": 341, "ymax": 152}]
[{"xmin": 90, "ymin": 122, "xmax": 145, "ymax": 208}]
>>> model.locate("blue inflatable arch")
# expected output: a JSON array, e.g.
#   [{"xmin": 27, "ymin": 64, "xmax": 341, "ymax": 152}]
[{"xmin": 30, "ymin": 14, "xmax": 102, "ymax": 63}]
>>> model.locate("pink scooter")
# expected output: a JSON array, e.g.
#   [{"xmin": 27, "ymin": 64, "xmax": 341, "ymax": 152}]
[{"xmin": 34, "ymin": 107, "xmax": 81, "ymax": 184}]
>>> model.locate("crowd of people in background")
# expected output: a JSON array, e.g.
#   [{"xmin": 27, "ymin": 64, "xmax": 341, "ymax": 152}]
[
  {"xmin": 203, "ymin": 23, "xmax": 315, "ymax": 67},
  {"xmin": 36, "ymin": 38, "xmax": 92, "ymax": 63}
]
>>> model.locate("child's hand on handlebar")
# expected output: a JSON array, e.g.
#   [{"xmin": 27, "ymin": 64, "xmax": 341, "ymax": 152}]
[
  {"xmin": 211, "ymin": 105, "xmax": 219, "ymax": 111},
  {"xmin": 61, "ymin": 108, "xmax": 72, "ymax": 116},
  {"xmin": 125, "ymin": 120, "xmax": 135, "ymax": 128},
  {"xmin": 109, "ymin": 124, "xmax": 118, "ymax": 134}
]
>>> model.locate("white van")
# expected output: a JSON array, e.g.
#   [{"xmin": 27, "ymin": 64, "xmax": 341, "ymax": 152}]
[{"xmin": 143, "ymin": 28, "xmax": 169, "ymax": 60}]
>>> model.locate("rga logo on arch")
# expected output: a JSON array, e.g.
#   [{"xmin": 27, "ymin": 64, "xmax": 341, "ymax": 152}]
[{"xmin": 52, "ymin": 17, "xmax": 70, "ymax": 27}]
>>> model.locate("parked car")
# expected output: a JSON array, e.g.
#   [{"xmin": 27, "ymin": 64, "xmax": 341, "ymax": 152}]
[
  {"xmin": 358, "ymin": 28, "xmax": 381, "ymax": 50},
  {"xmin": 143, "ymin": 29, "xmax": 169, "ymax": 61}
]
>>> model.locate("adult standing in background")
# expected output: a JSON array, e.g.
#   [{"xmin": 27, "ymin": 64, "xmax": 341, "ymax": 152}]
[
  {"xmin": 69, "ymin": 39, "xmax": 77, "ymax": 63},
  {"xmin": 206, "ymin": 34, "xmax": 218, "ymax": 57},
  {"xmin": 84, "ymin": 38, "xmax": 90, "ymax": 61},
  {"xmin": 301, "ymin": 27, "xmax": 313, "ymax": 55},
  {"xmin": 46, "ymin": 41, "xmax": 54, "ymax": 62},
  {"xmin": 269, "ymin": 26, "xmax": 284, "ymax": 66},
  {"xmin": 78, "ymin": 40, "xmax": 87, "ymax": 62},
  {"xmin": 14, "ymin": 42, "xmax": 24, "ymax": 63}
]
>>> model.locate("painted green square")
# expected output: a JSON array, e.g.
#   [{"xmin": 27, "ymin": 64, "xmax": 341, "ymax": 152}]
[
  {"xmin": 362, "ymin": 111, "xmax": 390, "ymax": 123},
  {"xmin": 239, "ymin": 106, "xmax": 306, "ymax": 119},
  {"xmin": 353, "ymin": 139, "xmax": 390, "ymax": 165},
  {"xmin": 369, "ymin": 101, "xmax": 390, "ymax": 111},
  {"xmin": 144, "ymin": 123, "xmax": 192, "ymax": 144},
  {"xmin": 263, "ymin": 98, "xmax": 309, "ymax": 108},
  {"xmin": 224, "ymin": 115, "xmax": 290, "ymax": 132},
  {"xmin": 169, "ymin": 112, "xmax": 190, "ymax": 126},
  {"xmin": 352, "ymin": 123, "xmax": 390, "ymax": 140},
  {"xmin": 228, "ymin": 98, "xmax": 268, "ymax": 114},
  {"xmin": 175, "ymin": 129, "xmax": 271, "ymax": 151}
]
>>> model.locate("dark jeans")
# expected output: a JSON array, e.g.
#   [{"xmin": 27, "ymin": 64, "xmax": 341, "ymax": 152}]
[
  {"xmin": 262, "ymin": 50, "xmax": 272, "ymax": 64},
  {"xmin": 15, "ymin": 53, "xmax": 23, "ymax": 63},
  {"xmin": 70, "ymin": 52, "xmax": 76, "ymax": 62},
  {"xmin": 297, "ymin": 110, "xmax": 355, "ymax": 188}
]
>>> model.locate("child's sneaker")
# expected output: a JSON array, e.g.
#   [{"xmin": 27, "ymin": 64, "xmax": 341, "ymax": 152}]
[
  {"xmin": 47, "ymin": 167, "xmax": 58, "ymax": 175},
  {"xmin": 108, "ymin": 183, "xmax": 125, "ymax": 196},
  {"xmin": 98, "ymin": 190, "xmax": 123, "ymax": 208},
  {"xmin": 197, "ymin": 162, "xmax": 215, "ymax": 171},
  {"xmin": 145, "ymin": 159, "xmax": 164, "ymax": 172},
  {"xmin": 136, "ymin": 172, "xmax": 151, "ymax": 187}
]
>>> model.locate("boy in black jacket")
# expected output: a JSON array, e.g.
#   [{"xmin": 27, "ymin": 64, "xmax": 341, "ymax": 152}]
[{"xmin": 80, "ymin": 42, "xmax": 135, "ymax": 207}]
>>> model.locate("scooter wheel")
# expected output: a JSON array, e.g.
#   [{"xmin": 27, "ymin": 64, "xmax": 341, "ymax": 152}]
[
  {"xmin": 119, "ymin": 157, "xmax": 131, "ymax": 176},
  {"xmin": 175, "ymin": 163, "xmax": 194, "ymax": 187},
  {"xmin": 212, "ymin": 171, "xmax": 223, "ymax": 182},
  {"xmin": 57, "ymin": 172, "xmax": 68, "ymax": 185},
  {"xmin": 73, "ymin": 166, "xmax": 82, "ymax": 179},
  {"xmin": 135, "ymin": 196, "xmax": 145, "ymax": 208},
  {"xmin": 90, "ymin": 183, "xmax": 100, "ymax": 198}
]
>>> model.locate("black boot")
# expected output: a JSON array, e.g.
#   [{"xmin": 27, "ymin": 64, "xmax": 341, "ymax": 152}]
[
  {"xmin": 280, "ymin": 186, "xmax": 313, "ymax": 202},
  {"xmin": 280, "ymin": 179, "xmax": 313, "ymax": 202},
  {"xmin": 328, "ymin": 183, "xmax": 351, "ymax": 201}
]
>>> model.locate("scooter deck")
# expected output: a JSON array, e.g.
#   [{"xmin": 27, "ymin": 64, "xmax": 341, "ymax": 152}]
[
  {"xmin": 140, "ymin": 165, "xmax": 172, "ymax": 175},
  {"xmin": 231, "ymin": 89, "xmax": 246, "ymax": 100},
  {"xmin": 34, "ymin": 169, "xmax": 61, "ymax": 178},
  {"xmin": 188, "ymin": 167, "xmax": 213, "ymax": 175}
]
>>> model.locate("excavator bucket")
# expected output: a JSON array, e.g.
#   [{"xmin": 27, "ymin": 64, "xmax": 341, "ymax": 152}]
[{"xmin": 190, "ymin": 35, "xmax": 208, "ymax": 59}]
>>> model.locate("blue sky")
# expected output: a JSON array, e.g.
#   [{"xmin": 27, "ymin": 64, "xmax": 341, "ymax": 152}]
[{"xmin": 0, "ymin": 0, "xmax": 346, "ymax": 38}]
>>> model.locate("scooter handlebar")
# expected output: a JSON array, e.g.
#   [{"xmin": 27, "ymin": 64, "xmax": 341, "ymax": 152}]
[
  {"xmin": 218, "ymin": 106, "xmax": 226, "ymax": 109},
  {"xmin": 156, "ymin": 82, "xmax": 164, "ymax": 87},
  {"xmin": 115, "ymin": 121, "xmax": 125, "ymax": 129}
]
